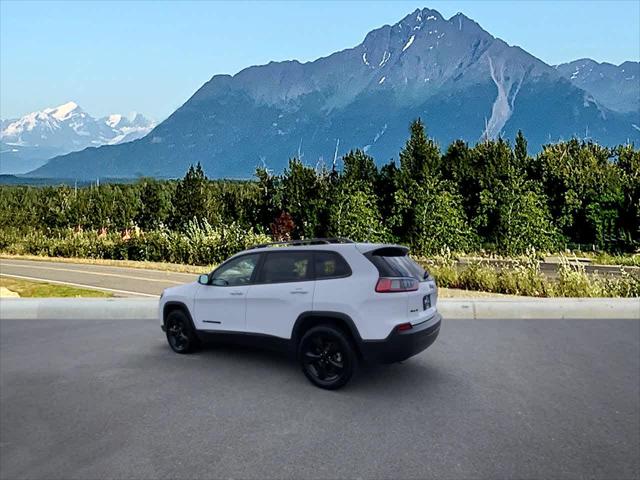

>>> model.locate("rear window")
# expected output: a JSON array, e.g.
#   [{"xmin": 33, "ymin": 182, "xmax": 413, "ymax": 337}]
[
  {"xmin": 258, "ymin": 252, "xmax": 313, "ymax": 283},
  {"xmin": 314, "ymin": 251, "xmax": 351, "ymax": 279},
  {"xmin": 366, "ymin": 249, "xmax": 427, "ymax": 281}
]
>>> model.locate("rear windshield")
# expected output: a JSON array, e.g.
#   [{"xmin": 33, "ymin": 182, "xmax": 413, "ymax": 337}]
[{"xmin": 366, "ymin": 249, "xmax": 427, "ymax": 281}]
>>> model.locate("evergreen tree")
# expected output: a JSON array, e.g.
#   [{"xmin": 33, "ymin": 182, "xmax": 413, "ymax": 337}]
[
  {"xmin": 279, "ymin": 158, "xmax": 329, "ymax": 238},
  {"xmin": 341, "ymin": 149, "xmax": 379, "ymax": 192},
  {"xmin": 391, "ymin": 119, "xmax": 441, "ymax": 239},
  {"xmin": 514, "ymin": 129, "xmax": 528, "ymax": 170},
  {"xmin": 398, "ymin": 118, "xmax": 441, "ymax": 183},
  {"xmin": 136, "ymin": 179, "xmax": 172, "ymax": 230},
  {"xmin": 171, "ymin": 163, "xmax": 208, "ymax": 229}
]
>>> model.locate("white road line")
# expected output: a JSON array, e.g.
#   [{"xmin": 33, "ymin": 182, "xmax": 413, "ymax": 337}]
[
  {"xmin": 0, "ymin": 258, "xmax": 199, "ymax": 278},
  {"xmin": 0, "ymin": 273, "xmax": 159, "ymax": 298},
  {"xmin": 0, "ymin": 263, "xmax": 185, "ymax": 284}
]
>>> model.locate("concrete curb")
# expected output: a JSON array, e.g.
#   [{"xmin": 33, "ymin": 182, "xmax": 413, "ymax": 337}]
[
  {"xmin": 1, "ymin": 297, "xmax": 638, "ymax": 321},
  {"xmin": 440, "ymin": 298, "xmax": 640, "ymax": 320},
  {"xmin": 0, "ymin": 298, "xmax": 159, "ymax": 320}
]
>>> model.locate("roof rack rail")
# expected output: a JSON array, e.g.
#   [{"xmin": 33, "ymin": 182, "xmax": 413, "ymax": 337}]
[{"xmin": 248, "ymin": 237, "xmax": 354, "ymax": 250}]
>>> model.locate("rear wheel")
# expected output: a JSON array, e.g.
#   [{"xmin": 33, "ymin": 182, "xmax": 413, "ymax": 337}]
[
  {"xmin": 165, "ymin": 309, "xmax": 198, "ymax": 354},
  {"xmin": 298, "ymin": 325, "xmax": 357, "ymax": 390}
]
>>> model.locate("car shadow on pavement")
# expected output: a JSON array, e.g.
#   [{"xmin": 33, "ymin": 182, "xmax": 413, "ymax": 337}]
[
  {"xmin": 352, "ymin": 359, "xmax": 451, "ymax": 392},
  {"xmin": 150, "ymin": 338, "xmax": 453, "ymax": 394}
]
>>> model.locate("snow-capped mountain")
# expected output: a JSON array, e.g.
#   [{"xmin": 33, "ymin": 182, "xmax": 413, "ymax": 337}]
[
  {"xmin": 30, "ymin": 8, "xmax": 640, "ymax": 180},
  {"xmin": 0, "ymin": 102, "xmax": 155, "ymax": 174},
  {"xmin": 556, "ymin": 59, "xmax": 639, "ymax": 113}
]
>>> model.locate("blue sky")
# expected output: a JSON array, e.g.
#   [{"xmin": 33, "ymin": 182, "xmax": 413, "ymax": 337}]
[{"xmin": 1, "ymin": 0, "xmax": 638, "ymax": 121}]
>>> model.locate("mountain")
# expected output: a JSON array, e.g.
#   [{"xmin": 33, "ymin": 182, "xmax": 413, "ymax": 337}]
[
  {"xmin": 0, "ymin": 102, "xmax": 155, "ymax": 174},
  {"xmin": 556, "ymin": 59, "xmax": 640, "ymax": 113},
  {"xmin": 30, "ymin": 8, "xmax": 640, "ymax": 179}
]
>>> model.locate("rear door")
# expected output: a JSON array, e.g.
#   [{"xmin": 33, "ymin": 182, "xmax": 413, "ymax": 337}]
[{"xmin": 245, "ymin": 250, "xmax": 315, "ymax": 338}]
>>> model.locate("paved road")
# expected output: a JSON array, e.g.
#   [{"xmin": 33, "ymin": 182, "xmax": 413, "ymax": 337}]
[
  {"xmin": 1, "ymin": 258, "xmax": 634, "ymax": 299},
  {"xmin": 1, "ymin": 317, "xmax": 638, "ymax": 479},
  {"xmin": 0, "ymin": 258, "xmax": 199, "ymax": 297},
  {"xmin": 457, "ymin": 258, "xmax": 637, "ymax": 278}
]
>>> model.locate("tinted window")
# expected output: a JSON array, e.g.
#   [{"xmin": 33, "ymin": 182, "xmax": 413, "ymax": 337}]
[
  {"xmin": 367, "ymin": 251, "xmax": 427, "ymax": 281},
  {"xmin": 314, "ymin": 252, "xmax": 351, "ymax": 279},
  {"xmin": 211, "ymin": 254, "xmax": 260, "ymax": 286},
  {"xmin": 259, "ymin": 252, "xmax": 313, "ymax": 284}
]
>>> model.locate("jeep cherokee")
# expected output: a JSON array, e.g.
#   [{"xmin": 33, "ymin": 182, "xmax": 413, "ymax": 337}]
[{"xmin": 160, "ymin": 238, "xmax": 441, "ymax": 389}]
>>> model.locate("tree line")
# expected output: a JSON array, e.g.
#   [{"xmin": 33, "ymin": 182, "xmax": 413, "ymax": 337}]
[{"xmin": 0, "ymin": 119, "xmax": 638, "ymax": 256}]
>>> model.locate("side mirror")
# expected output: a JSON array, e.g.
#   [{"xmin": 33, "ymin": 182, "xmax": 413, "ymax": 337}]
[{"xmin": 197, "ymin": 274, "xmax": 209, "ymax": 285}]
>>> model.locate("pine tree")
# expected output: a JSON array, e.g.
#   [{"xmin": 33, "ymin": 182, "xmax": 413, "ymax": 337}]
[
  {"xmin": 514, "ymin": 130, "xmax": 528, "ymax": 171},
  {"xmin": 171, "ymin": 163, "xmax": 208, "ymax": 229},
  {"xmin": 398, "ymin": 118, "xmax": 441, "ymax": 183},
  {"xmin": 391, "ymin": 119, "xmax": 441, "ymax": 239},
  {"xmin": 341, "ymin": 149, "xmax": 379, "ymax": 193},
  {"xmin": 137, "ymin": 179, "xmax": 171, "ymax": 230}
]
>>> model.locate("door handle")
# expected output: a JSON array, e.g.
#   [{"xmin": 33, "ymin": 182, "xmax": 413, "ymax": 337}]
[
  {"xmin": 290, "ymin": 290, "xmax": 309, "ymax": 294},
  {"xmin": 229, "ymin": 291, "xmax": 243, "ymax": 296}
]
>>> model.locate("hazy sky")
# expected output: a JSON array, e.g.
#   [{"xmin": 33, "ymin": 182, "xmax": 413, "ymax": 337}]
[{"xmin": 1, "ymin": 0, "xmax": 639, "ymax": 120}]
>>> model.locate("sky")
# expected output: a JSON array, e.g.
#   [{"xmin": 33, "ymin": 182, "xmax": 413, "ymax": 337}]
[{"xmin": 1, "ymin": 0, "xmax": 639, "ymax": 121}]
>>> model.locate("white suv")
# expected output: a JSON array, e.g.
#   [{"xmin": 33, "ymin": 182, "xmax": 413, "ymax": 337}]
[{"xmin": 159, "ymin": 238, "xmax": 441, "ymax": 389}]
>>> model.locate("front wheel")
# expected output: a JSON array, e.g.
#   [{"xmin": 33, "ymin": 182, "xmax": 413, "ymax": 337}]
[
  {"xmin": 165, "ymin": 310, "xmax": 198, "ymax": 354},
  {"xmin": 298, "ymin": 325, "xmax": 357, "ymax": 390}
]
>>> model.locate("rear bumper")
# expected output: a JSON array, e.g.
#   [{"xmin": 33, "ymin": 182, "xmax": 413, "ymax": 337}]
[{"xmin": 360, "ymin": 312, "xmax": 442, "ymax": 364}]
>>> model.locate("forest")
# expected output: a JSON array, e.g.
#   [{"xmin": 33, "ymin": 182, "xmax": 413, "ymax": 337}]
[{"xmin": 0, "ymin": 119, "xmax": 638, "ymax": 269}]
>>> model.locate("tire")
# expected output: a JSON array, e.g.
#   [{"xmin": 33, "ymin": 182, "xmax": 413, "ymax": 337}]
[
  {"xmin": 165, "ymin": 309, "xmax": 199, "ymax": 354},
  {"xmin": 298, "ymin": 325, "xmax": 357, "ymax": 390}
]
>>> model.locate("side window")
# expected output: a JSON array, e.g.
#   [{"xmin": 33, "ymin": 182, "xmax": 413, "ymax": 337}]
[
  {"xmin": 314, "ymin": 252, "xmax": 351, "ymax": 279},
  {"xmin": 211, "ymin": 254, "xmax": 260, "ymax": 286},
  {"xmin": 258, "ymin": 252, "xmax": 313, "ymax": 284}
]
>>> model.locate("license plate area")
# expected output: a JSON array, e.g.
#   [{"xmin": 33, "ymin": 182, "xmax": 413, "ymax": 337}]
[{"xmin": 423, "ymin": 295, "xmax": 431, "ymax": 310}]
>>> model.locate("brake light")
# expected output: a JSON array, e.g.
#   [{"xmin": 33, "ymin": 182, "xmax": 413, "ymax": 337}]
[{"xmin": 375, "ymin": 277, "xmax": 419, "ymax": 292}]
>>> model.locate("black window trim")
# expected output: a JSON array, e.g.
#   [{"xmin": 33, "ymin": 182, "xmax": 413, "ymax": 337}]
[{"xmin": 208, "ymin": 249, "xmax": 353, "ymax": 286}]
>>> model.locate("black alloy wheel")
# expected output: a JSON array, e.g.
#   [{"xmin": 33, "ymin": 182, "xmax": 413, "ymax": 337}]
[
  {"xmin": 299, "ymin": 325, "xmax": 356, "ymax": 389},
  {"xmin": 165, "ymin": 310, "xmax": 198, "ymax": 354}
]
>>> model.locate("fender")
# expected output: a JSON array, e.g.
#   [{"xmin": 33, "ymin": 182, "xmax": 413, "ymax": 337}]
[
  {"xmin": 162, "ymin": 301, "xmax": 197, "ymax": 331},
  {"xmin": 291, "ymin": 311, "xmax": 364, "ymax": 346}
]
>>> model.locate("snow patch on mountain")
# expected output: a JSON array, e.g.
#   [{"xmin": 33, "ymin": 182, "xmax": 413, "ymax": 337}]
[
  {"xmin": 402, "ymin": 35, "xmax": 415, "ymax": 52},
  {"xmin": 379, "ymin": 51, "xmax": 391, "ymax": 67},
  {"xmin": 484, "ymin": 57, "xmax": 524, "ymax": 139}
]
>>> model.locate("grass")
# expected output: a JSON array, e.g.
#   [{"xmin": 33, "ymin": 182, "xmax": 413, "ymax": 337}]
[
  {"xmin": 417, "ymin": 253, "xmax": 640, "ymax": 298},
  {"xmin": 0, "ymin": 276, "xmax": 113, "ymax": 298},
  {"xmin": 589, "ymin": 252, "xmax": 640, "ymax": 268}
]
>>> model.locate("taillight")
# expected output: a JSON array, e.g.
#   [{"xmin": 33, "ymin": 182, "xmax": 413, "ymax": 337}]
[
  {"xmin": 396, "ymin": 322, "xmax": 413, "ymax": 332},
  {"xmin": 375, "ymin": 277, "xmax": 419, "ymax": 293}
]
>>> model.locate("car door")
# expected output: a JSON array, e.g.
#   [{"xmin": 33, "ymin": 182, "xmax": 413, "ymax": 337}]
[
  {"xmin": 193, "ymin": 253, "xmax": 261, "ymax": 332},
  {"xmin": 245, "ymin": 250, "xmax": 315, "ymax": 338}
]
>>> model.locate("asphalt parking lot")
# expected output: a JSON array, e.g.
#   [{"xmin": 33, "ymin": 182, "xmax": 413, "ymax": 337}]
[{"xmin": 1, "ymin": 317, "xmax": 638, "ymax": 479}]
